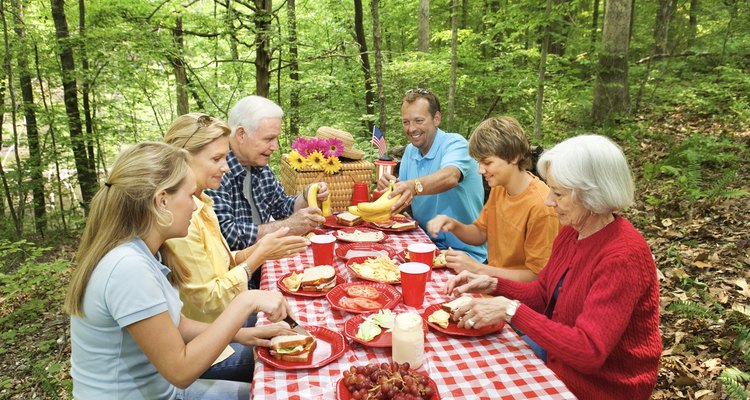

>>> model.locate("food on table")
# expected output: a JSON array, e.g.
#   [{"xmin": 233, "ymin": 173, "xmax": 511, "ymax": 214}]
[
  {"xmin": 403, "ymin": 249, "xmax": 447, "ymax": 266},
  {"xmin": 441, "ymin": 296, "xmax": 473, "ymax": 320},
  {"xmin": 283, "ymin": 265, "xmax": 336, "ymax": 292},
  {"xmin": 270, "ymin": 334, "xmax": 317, "ymax": 362},
  {"xmin": 350, "ymin": 297, "xmax": 383, "ymax": 311},
  {"xmin": 336, "ymin": 211, "xmax": 363, "ymax": 227},
  {"xmin": 342, "ymin": 248, "xmax": 391, "ymax": 259},
  {"xmin": 372, "ymin": 219, "xmax": 417, "ymax": 230},
  {"xmin": 348, "ymin": 256, "xmax": 399, "ymax": 282},
  {"xmin": 337, "ymin": 229, "xmax": 385, "ymax": 242},
  {"xmin": 427, "ymin": 309, "xmax": 450, "ymax": 329},
  {"xmin": 347, "ymin": 182, "xmax": 400, "ymax": 223},
  {"xmin": 346, "ymin": 284, "xmax": 381, "ymax": 299},
  {"xmin": 340, "ymin": 361, "xmax": 435, "ymax": 400},
  {"xmin": 355, "ymin": 309, "xmax": 397, "ymax": 342}
]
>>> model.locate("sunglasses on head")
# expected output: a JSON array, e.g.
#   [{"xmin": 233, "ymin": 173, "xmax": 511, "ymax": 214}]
[
  {"xmin": 182, "ymin": 115, "xmax": 213, "ymax": 148},
  {"xmin": 406, "ymin": 88, "xmax": 431, "ymax": 95}
]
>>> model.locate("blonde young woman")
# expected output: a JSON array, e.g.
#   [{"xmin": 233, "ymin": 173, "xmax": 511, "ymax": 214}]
[{"xmin": 64, "ymin": 142, "xmax": 294, "ymax": 399}]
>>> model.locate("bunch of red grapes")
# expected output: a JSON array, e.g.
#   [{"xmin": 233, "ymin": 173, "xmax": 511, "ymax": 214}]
[{"xmin": 341, "ymin": 361, "xmax": 435, "ymax": 400}]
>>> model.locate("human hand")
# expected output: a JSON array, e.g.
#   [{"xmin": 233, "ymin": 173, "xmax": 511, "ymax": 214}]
[
  {"xmin": 238, "ymin": 322, "xmax": 298, "ymax": 347},
  {"xmin": 426, "ymin": 215, "xmax": 455, "ymax": 238},
  {"xmin": 388, "ymin": 180, "xmax": 415, "ymax": 213},
  {"xmin": 377, "ymin": 172, "xmax": 397, "ymax": 191},
  {"xmin": 445, "ymin": 270, "xmax": 497, "ymax": 297},
  {"xmin": 313, "ymin": 182, "xmax": 329, "ymax": 204},
  {"xmin": 247, "ymin": 290, "xmax": 292, "ymax": 322},
  {"xmin": 254, "ymin": 228, "xmax": 309, "ymax": 260},
  {"xmin": 453, "ymin": 296, "xmax": 512, "ymax": 330},
  {"xmin": 286, "ymin": 207, "xmax": 326, "ymax": 235},
  {"xmin": 444, "ymin": 249, "xmax": 481, "ymax": 274}
]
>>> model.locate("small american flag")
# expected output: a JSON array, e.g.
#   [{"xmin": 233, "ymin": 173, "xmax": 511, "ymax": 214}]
[{"xmin": 371, "ymin": 125, "xmax": 387, "ymax": 158}]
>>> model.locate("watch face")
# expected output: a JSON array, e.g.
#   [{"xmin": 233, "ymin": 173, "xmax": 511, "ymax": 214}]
[{"xmin": 416, "ymin": 181, "xmax": 423, "ymax": 193}]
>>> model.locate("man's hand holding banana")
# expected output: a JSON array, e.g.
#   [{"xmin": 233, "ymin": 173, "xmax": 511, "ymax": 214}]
[{"xmin": 376, "ymin": 172, "xmax": 415, "ymax": 215}]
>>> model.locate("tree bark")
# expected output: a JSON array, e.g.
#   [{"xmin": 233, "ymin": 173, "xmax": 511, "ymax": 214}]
[
  {"xmin": 534, "ymin": 0, "xmax": 553, "ymax": 140},
  {"xmin": 171, "ymin": 16, "xmax": 189, "ymax": 115},
  {"xmin": 79, "ymin": 0, "xmax": 96, "ymax": 178},
  {"xmin": 447, "ymin": 0, "xmax": 458, "ymax": 127},
  {"xmin": 51, "ymin": 0, "xmax": 97, "ymax": 211},
  {"xmin": 287, "ymin": 0, "xmax": 299, "ymax": 136},
  {"xmin": 688, "ymin": 0, "xmax": 697, "ymax": 46},
  {"xmin": 590, "ymin": 0, "xmax": 600, "ymax": 52},
  {"xmin": 354, "ymin": 0, "xmax": 375, "ymax": 133},
  {"xmin": 253, "ymin": 0, "xmax": 272, "ymax": 97},
  {"xmin": 0, "ymin": 5, "xmax": 20, "ymax": 231},
  {"xmin": 418, "ymin": 0, "xmax": 430, "ymax": 52},
  {"xmin": 548, "ymin": 0, "xmax": 569, "ymax": 56},
  {"xmin": 371, "ymin": 0, "xmax": 387, "ymax": 135},
  {"xmin": 592, "ymin": 0, "xmax": 632, "ymax": 124},
  {"xmin": 12, "ymin": 0, "xmax": 45, "ymax": 234},
  {"xmin": 654, "ymin": 0, "xmax": 671, "ymax": 54}
]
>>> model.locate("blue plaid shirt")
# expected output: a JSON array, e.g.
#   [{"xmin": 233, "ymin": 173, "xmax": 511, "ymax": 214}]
[{"xmin": 206, "ymin": 149, "xmax": 297, "ymax": 250}]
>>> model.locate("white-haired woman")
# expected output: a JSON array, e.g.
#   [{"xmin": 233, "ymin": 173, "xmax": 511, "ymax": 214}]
[
  {"xmin": 446, "ymin": 135, "xmax": 661, "ymax": 399},
  {"xmin": 64, "ymin": 142, "xmax": 293, "ymax": 399}
]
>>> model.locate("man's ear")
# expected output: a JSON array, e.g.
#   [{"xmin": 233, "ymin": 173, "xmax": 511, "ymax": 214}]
[
  {"xmin": 433, "ymin": 111, "xmax": 442, "ymax": 127},
  {"xmin": 235, "ymin": 126, "xmax": 245, "ymax": 142}
]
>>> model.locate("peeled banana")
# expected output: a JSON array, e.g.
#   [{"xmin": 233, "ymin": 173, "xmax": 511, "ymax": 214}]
[
  {"xmin": 348, "ymin": 182, "xmax": 400, "ymax": 222},
  {"xmin": 321, "ymin": 195, "xmax": 332, "ymax": 216},
  {"xmin": 307, "ymin": 184, "xmax": 320, "ymax": 209}
]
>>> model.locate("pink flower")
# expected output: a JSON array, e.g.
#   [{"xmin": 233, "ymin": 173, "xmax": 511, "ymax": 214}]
[
  {"xmin": 292, "ymin": 137, "xmax": 309, "ymax": 156},
  {"xmin": 323, "ymin": 138, "xmax": 344, "ymax": 158}
]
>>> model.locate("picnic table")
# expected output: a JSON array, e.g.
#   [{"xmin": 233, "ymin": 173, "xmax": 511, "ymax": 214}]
[{"xmin": 251, "ymin": 224, "xmax": 576, "ymax": 399}]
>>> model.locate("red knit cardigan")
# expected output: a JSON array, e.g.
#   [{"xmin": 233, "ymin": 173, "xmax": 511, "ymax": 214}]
[{"xmin": 493, "ymin": 215, "xmax": 661, "ymax": 400}]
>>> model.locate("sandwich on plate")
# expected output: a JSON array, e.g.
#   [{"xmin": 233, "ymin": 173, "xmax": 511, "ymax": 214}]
[
  {"xmin": 336, "ymin": 211, "xmax": 362, "ymax": 227},
  {"xmin": 269, "ymin": 334, "xmax": 317, "ymax": 362},
  {"xmin": 283, "ymin": 265, "xmax": 337, "ymax": 292},
  {"xmin": 428, "ymin": 296, "xmax": 473, "ymax": 328},
  {"xmin": 441, "ymin": 296, "xmax": 473, "ymax": 320}
]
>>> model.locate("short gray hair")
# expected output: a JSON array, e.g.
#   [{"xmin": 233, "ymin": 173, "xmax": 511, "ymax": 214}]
[
  {"xmin": 537, "ymin": 134, "xmax": 634, "ymax": 213},
  {"xmin": 228, "ymin": 95, "xmax": 284, "ymax": 137}
]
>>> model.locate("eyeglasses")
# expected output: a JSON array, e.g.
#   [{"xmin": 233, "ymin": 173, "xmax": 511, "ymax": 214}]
[
  {"xmin": 183, "ymin": 115, "xmax": 213, "ymax": 148},
  {"xmin": 405, "ymin": 88, "xmax": 431, "ymax": 96}
]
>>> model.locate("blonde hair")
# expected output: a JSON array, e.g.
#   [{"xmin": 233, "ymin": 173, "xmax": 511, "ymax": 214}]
[
  {"xmin": 162, "ymin": 113, "xmax": 230, "ymax": 287},
  {"xmin": 64, "ymin": 142, "xmax": 191, "ymax": 316},
  {"xmin": 468, "ymin": 116, "xmax": 532, "ymax": 170}
]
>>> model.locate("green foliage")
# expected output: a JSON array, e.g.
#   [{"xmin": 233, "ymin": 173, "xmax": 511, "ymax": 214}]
[
  {"xmin": 720, "ymin": 367, "xmax": 750, "ymax": 400},
  {"xmin": 667, "ymin": 299, "xmax": 718, "ymax": 320}
]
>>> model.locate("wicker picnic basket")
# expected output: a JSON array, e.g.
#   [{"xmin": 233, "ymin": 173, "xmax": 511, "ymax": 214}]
[{"xmin": 280, "ymin": 154, "xmax": 374, "ymax": 212}]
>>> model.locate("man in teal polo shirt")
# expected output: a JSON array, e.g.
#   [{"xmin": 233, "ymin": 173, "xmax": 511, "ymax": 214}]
[{"xmin": 377, "ymin": 89, "xmax": 487, "ymax": 261}]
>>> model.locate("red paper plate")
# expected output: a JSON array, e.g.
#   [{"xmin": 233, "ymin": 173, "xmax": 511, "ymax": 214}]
[
  {"xmin": 332, "ymin": 227, "xmax": 388, "ymax": 243},
  {"xmin": 369, "ymin": 217, "xmax": 419, "ymax": 233},
  {"xmin": 343, "ymin": 312, "xmax": 428, "ymax": 348},
  {"xmin": 398, "ymin": 248, "xmax": 448, "ymax": 269},
  {"xmin": 335, "ymin": 242, "xmax": 396, "ymax": 261},
  {"xmin": 345, "ymin": 256, "xmax": 401, "ymax": 284},
  {"xmin": 336, "ymin": 374, "xmax": 440, "ymax": 400},
  {"xmin": 276, "ymin": 271, "xmax": 346, "ymax": 297},
  {"xmin": 326, "ymin": 282, "xmax": 402, "ymax": 314},
  {"xmin": 256, "ymin": 326, "xmax": 347, "ymax": 370},
  {"xmin": 324, "ymin": 214, "xmax": 367, "ymax": 229},
  {"xmin": 421, "ymin": 303, "xmax": 505, "ymax": 337}
]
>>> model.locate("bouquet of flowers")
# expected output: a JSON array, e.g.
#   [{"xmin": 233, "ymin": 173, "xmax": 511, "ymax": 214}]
[{"xmin": 288, "ymin": 136, "xmax": 344, "ymax": 174}]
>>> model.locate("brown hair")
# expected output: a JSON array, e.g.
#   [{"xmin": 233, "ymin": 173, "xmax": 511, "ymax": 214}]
[
  {"xmin": 402, "ymin": 89, "xmax": 441, "ymax": 117},
  {"xmin": 468, "ymin": 116, "xmax": 532, "ymax": 170}
]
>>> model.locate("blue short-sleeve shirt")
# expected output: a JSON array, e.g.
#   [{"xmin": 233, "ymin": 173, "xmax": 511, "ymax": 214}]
[
  {"xmin": 71, "ymin": 239, "xmax": 183, "ymax": 399},
  {"xmin": 399, "ymin": 129, "xmax": 487, "ymax": 261}
]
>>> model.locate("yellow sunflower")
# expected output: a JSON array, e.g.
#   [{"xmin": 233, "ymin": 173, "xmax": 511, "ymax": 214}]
[
  {"xmin": 288, "ymin": 150, "xmax": 307, "ymax": 171},
  {"xmin": 322, "ymin": 156, "xmax": 342, "ymax": 174},
  {"xmin": 306, "ymin": 150, "xmax": 325, "ymax": 170}
]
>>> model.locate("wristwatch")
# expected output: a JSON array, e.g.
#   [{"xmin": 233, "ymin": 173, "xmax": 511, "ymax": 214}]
[
  {"xmin": 504, "ymin": 300, "xmax": 521, "ymax": 323},
  {"xmin": 414, "ymin": 179, "xmax": 424, "ymax": 195}
]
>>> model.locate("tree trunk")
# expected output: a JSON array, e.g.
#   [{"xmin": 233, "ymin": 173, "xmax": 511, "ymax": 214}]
[
  {"xmin": 51, "ymin": 0, "xmax": 97, "ymax": 211},
  {"xmin": 688, "ymin": 0, "xmax": 697, "ymax": 46},
  {"xmin": 79, "ymin": 0, "xmax": 96, "ymax": 179},
  {"xmin": 354, "ymin": 0, "xmax": 375, "ymax": 133},
  {"xmin": 534, "ymin": 0, "xmax": 553, "ymax": 140},
  {"xmin": 13, "ymin": 0, "xmax": 46, "ymax": 234},
  {"xmin": 592, "ymin": 0, "xmax": 632, "ymax": 124},
  {"xmin": 590, "ymin": 0, "xmax": 600, "ymax": 52},
  {"xmin": 371, "ymin": 0, "xmax": 387, "ymax": 135},
  {"xmin": 253, "ymin": 0, "xmax": 272, "ymax": 97},
  {"xmin": 447, "ymin": 0, "xmax": 458, "ymax": 127},
  {"xmin": 171, "ymin": 16, "xmax": 189, "ymax": 115},
  {"xmin": 287, "ymin": 0, "xmax": 300, "ymax": 137},
  {"xmin": 0, "ymin": 5, "xmax": 21, "ymax": 233},
  {"xmin": 548, "ymin": 0, "xmax": 569, "ymax": 56},
  {"xmin": 418, "ymin": 0, "xmax": 429, "ymax": 52},
  {"xmin": 654, "ymin": 0, "xmax": 671, "ymax": 54}
]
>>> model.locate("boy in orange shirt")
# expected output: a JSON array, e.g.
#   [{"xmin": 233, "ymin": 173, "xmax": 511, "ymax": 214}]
[{"xmin": 427, "ymin": 117, "xmax": 559, "ymax": 281}]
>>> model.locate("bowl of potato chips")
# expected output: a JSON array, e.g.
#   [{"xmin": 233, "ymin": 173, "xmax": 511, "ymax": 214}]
[{"xmin": 345, "ymin": 256, "xmax": 401, "ymax": 284}]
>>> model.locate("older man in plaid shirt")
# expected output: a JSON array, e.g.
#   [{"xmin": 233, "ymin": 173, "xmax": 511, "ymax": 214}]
[{"xmin": 207, "ymin": 96, "xmax": 327, "ymax": 286}]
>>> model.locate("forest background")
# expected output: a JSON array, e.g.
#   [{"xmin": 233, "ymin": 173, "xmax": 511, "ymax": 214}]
[{"xmin": 0, "ymin": 0, "xmax": 748, "ymax": 398}]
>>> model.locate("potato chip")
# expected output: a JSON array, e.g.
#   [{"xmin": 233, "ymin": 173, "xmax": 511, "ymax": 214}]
[{"xmin": 349, "ymin": 257, "xmax": 400, "ymax": 283}]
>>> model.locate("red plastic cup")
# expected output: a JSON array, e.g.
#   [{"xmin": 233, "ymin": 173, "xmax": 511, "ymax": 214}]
[
  {"xmin": 372, "ymin": 189, "xmax": 385, "ymax": 201},
  {"xmin": 310, "ymin": 234, "xmax": 336, "ymax": 266},
  {"xmin": 399, "ymin": 262, "xmax": 430, "ymax": 308},
  {"xmin": 408, "ymin": 243, "xmax": 437, "ymax": 279},
  {"xmin": 351, "ymin": 182, "xmax": 370, "ymax": 206}
]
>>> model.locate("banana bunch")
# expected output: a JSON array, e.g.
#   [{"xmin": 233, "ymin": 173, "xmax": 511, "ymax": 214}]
[
  {"xmin": 348, "ymin": 182, "xmax": 400, "ymax": 222},
  {"xmin": 307, "ymin": 183, "xmax": 332, "ymax": 216}
]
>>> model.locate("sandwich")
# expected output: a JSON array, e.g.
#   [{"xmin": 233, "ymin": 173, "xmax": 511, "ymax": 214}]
[
  {"xmin": 336, "ymin": 211, "xmax": 362, "ymax": 227},
  {"xmin": 427, "ymin": 309, "xmax": 450, "ymax": 328},
  {"xmin": 390, "ymin": 220, "xmax": 416, "ymax": 230},
  {"xmin": 283, "ymin": 265, "xmax": 336, "ymax": 292},
  {"xmin": 269, "ymin": 334, "xmax": 317, "ymax": 362},
  {"xmin": 441, "ymin": 296, "xmax": 473, "ymax": 320}
]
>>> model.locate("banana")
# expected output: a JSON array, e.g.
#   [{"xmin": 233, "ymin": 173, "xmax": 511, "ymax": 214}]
[
  {"xmin": 359, "ymin": 211, "xmax": 392, "ymax": 223},
  {"xmin": 356, "ymin": 182, "xmax": 400, "ymax": 214},
  {"xmin": 307, "ymin": 184, "xmax": 320, "ymax": 209},
  {"xmin": 321, "ymin": 195, "xmax": 332, "ymax": 216}
]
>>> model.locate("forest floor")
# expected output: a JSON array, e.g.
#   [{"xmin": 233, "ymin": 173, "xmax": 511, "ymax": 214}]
[{"xmin": 0, "ymin": 112, "xmax": 748, "ymax": 399}]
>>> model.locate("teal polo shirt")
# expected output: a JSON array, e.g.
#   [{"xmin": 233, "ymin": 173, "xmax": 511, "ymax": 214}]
[{"xmin": 399, "ymin": 129, "xmax": 487, "ymax": 261}]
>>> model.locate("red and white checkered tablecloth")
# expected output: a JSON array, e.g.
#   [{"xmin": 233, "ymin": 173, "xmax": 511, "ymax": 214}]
[{"xmin": 252, "ymin": 227, "xmax": 576, "ymax": 399}]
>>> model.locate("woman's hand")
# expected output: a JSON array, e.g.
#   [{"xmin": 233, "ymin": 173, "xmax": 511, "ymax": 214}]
[
  {"xmin": 453, "ymin": 296, "xmax": 514, "ymax": 330},
  {"xmin": 252, "ymin": 227, "xmax": 310, "ymax": 260},
  {"xmin": 445, "ymin": 270, "xmax": 497, "ymax": 297},
  {"xmin": 246, "ymin": 290, "xmax": 292, "ymax": 322},
  {"xmin": 237, "ymin": 322, "xmax": 297, "ymax": 347}
]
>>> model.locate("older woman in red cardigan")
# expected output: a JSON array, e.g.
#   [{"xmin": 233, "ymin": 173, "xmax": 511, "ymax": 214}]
[{"xmin": 446, "ymin": 134, "xmax": 661, "ymax": 400}]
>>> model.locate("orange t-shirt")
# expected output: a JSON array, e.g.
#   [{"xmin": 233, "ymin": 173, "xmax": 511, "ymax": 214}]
[{"xmin": 473, "ymin": 174, "xmax": 560, "ymax": 274}]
